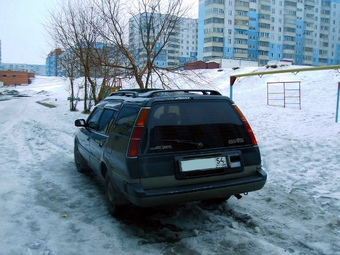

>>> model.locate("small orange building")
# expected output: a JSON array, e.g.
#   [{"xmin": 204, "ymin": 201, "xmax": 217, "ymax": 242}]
[{"xmin": 0, "ymin": 70, "xmax": 35, "ymax": 86}]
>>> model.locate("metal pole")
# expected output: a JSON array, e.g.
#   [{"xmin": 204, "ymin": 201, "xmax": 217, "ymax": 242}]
[{"xmin": 336, "ymin": 82, "xmax": 340, "ymax": 123}]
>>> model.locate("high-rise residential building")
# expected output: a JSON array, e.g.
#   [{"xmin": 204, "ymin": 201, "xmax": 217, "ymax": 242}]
[
  {"xmin": 46, "ymin": 49, "xmax": 64, "ymax": 76},
  {"xmin": 198, "ymin": 0, "xmax": 340, "ymax": 66},
  {"xmin": 129, "ymin": 13, "xmax": 198, "ymax": 69},
  {"xmin": 179, "ymin": 18, "xmax": 198, "ymax": 67}
]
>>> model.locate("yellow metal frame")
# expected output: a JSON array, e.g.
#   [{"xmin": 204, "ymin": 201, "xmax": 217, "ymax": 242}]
[{"xmin": 229, "ymin": 65, "xmax": 340, "ymax": 99}]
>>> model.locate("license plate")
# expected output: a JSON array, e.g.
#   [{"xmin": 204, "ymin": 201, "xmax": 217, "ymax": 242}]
[{"xmin": 180, "ymin": 157, "xmax": 228, "ymax": 172}]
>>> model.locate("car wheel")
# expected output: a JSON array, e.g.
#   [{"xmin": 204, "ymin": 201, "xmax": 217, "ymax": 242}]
[
  {"xmin": 74, "ymin": 142, "xmax": 89, "ymax": 173},
  {"xmin": 105, "ymin": 171, "xmax": 124, "ymax": 217}
]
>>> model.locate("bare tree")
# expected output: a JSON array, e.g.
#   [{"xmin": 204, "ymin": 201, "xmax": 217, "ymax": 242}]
[
  {"xmin": 59, "ymin": 51, "xmax": 80, "ymax": 111},
  {"xmin": 93, "ymin": 0, "xmax": 190, "ymax": 88},
  {"xmin": 46, "ymin": 0, "xmax": 193, "ymax": 112},
  {"xmin": 47, "ymin": 0, "xmax": 111, "ymax": 111}
]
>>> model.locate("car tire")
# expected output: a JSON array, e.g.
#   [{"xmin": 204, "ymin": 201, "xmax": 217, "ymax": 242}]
[
  {"xmin": 105, "ymin": 171, "xmax": 124, "ymax": 217},
  {"xmin": 74, "ymin": 141, "xmax": 89, "ymax": 173}
]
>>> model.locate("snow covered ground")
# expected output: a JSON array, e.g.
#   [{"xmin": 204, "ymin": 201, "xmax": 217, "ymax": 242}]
[{"xmin": 0, "ymin": 67, "xmax": 339, "ymax": 255}]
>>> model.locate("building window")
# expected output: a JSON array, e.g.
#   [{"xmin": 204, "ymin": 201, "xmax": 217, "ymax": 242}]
[{"xmin": 2, "ymin": 75, "xmax": 6, "ymax": 78}]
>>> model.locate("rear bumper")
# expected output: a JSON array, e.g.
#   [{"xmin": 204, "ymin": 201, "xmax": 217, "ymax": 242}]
[{"xmin": 123, "ymin": 169, "xmax": 267, "ymax": 207}]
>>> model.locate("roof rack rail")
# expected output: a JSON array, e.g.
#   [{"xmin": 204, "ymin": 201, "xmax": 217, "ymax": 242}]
[
  {"xmin": 148, "ymin": 89, "xmax": 222, "ymax": 97},
  {"xmin": 109, "ymin": 89, "xmax": 222, "ymax": 98},
  {"xmin": 110, "ymin": 88, "xmax": 163, "ymax": 98},
  {"xmin": 110, "ymin": 91, "xmax": 139, "ymax": 98}
]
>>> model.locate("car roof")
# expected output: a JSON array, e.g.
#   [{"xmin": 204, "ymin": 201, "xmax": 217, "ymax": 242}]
[{"xmin": 99, "ymin": 89, "xmax": 234, "ymax": 107}]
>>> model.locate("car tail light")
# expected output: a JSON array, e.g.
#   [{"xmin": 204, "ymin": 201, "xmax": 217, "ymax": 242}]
[
  {"xmin": 127, "ymin": 108, "xmax": 150, "ymax": 157},
  {"xmin": 233, "ymin": 105, "xmax": 258, "ymax": 146}
]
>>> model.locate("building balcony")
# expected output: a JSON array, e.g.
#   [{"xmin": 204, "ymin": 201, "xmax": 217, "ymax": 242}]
[
  {"xmin": 304, "ymin": 16, "xmax": 314, "ymax": 22},
  {"xmin": 303, "ymin": 34, "xmax": 314, "ymax": 40},
  {"xmin": 259, "ymin": 27, "xmax": 271, "ymax": 33},
  {"xmin": 322, "ymin": 5, "xmax": 331, "ymax": 11},
  {"xmin": 205, "ymin": 13, "xmax": 224, "ymax": 19},
  {"xmin": 302, "ymin": 59, "xmax": 313, "ymax": 65},
  {"xmin": 283, "ymin": 31, "xmax": 296, "ymax": 37},
  {"xmin": 259, "ymin": 11, "xmax": 271, "ymax": 17},
  {"xmin": 303, "ymin": 51, "xmax": 313, "ymax": 56},
  {"xmin": 258, "ymin": 36, "xmax": 270, "ymax": 42},
  {"xmin": 284, "ymin": 23, "xmax": 296, "ymax": 29},
  {"xmin": 234, "ymin": 15, "xmax": 249, "ymax": 21},
  {"xmin": 304, "ymin": 25, "xmax": 314, "ymax": 32},
  {"xmin": 203, "ymin": 52, "xmax": 222, "ymax": 59},
  {"xmin": 320, "ymin": 44, "xmax": 329, "ymax": 50},
  {"xmin": 204, "ymin": 41, "xmax": 224, "ymax": 48},
  {"xmin": 303, "ymin": 42, "xmax": 314, "ymax": 48},
  {"xmin": 304, "ymin": 0, "xmax": 315, "ymax": 6},
  {"xmin": 284, "ymin": 5, "xmax": 297, "ymax": 12},
  {"xmin": 234, "ymin": 5, "xmax": 249, "ymax": 12},
  {"xmin": 304, "ymin": 8, "xmax": 314, "ymax": 15},
  {"xmin": 319, "ymin": 37, "xmax": 329, "ymax": 42},
  {"xmin": 234, "ymin": 43, "xmax": 248, "ymax": 49},
  {"xmin": 234, "ymin": 24, "xmax": 249, "ymax": 30},
  {"xmin": 283, "ymin": 49, "xmax": 295, "ymax": 54},
  {"xmin": 234, "ymin": 52, "xmax": 248, "ymax": 59},
  {"xmin": 284, "ymin": 14, "xmax": 296, "ymax": 20},
  {"xmin": 258, "ymin": 54, "xmax": 269, "ymax": 60},
  {"xmin": 204, "ymin": 32, "xmax": 224, "ymax": 38},
  {"xmin": 258, "ymin": 46, "xmax": 269, "ymax": 51},
  {"xmin": 259, "ymin": 18, "xmax": 271, "ymax": 24},
  {"xmin": 234, "ymin": 33, "xmax": 248, "ymax": 40},
  {"xmin": 319, "ymin": 54, "xmax": 329, "ymax": 59},
  {"xmin": 284, "ymin": 40, "xmax": 296, "ymax": 46}
]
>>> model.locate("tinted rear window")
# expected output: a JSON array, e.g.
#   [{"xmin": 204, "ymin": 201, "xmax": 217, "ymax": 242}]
[{"xmin": 141, "ymin": 100, "xmax": 252, "ymax": 153}]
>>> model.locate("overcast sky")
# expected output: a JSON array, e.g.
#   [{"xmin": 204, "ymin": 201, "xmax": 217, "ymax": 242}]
[
  {"xmin": 0, "ymin": 0, "xmax": 198, "ymax": 66},
  {"xmin": 0, "ymin": 0, "xmax": 57, "ymax": 65}
]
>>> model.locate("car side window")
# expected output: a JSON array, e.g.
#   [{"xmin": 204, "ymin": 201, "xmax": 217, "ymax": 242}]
[
  {"xmin": 87, "ymin": 107, "xmax": 104, "ymax": 130},
  {"xmin": 98, "ymin": 109, "xmax": 117, "ymax": 134}
]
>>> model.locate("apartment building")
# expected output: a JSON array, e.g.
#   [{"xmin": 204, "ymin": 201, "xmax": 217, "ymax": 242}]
[
  {"xmin": 198, "ymin": 0, "xmax": 340, "ymax": 66},
  {"xmin": 46, "ymin": 48, "xmax": 64, "ymax": 76},
  {"xmin": 179, "ymin": 18, "xmax": 198, "ymax": 67},
  {"xmin": 129, "ymin": 13, "xmax": 198, "ymax": 69},
  {"xmin": 0, "ymin": 63, "xmax": 45, "ymax": 76}
]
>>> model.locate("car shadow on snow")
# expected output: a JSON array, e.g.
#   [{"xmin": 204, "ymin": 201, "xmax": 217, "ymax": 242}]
[
  {"xmin": 81, "ymin": 170, "xmax": 255, "ymax": 248},
  {"xmin": 82, "ymin": 171, "xmax": 188, "ymax": 244},
  {"xmin": 114, "ymin": 200, "xmax": 237, "ymax": 246}
]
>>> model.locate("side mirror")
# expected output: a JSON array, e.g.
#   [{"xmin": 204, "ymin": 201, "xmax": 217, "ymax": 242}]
[{"xmin": 75, "ymin": 119, "xmax": 86, "ymax": 127}]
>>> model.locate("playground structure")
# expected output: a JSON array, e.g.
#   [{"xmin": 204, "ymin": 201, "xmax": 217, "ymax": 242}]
[
  {"xmin": 229, "ymin": 65, "xmax": 340, "ymax": 122},
  {"xmin": 267, "ymin": 81, "xmax": 301, "ymax": 110}
]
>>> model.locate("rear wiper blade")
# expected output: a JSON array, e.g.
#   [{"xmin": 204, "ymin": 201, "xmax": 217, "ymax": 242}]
[{"xmin": 160, "ymin": 139, "xmax": 204, "ymax": 148}]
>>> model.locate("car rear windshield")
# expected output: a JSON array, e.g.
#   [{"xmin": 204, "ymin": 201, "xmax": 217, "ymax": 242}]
[{"xmin": 140, "ymin": 100, "xmax": 252, "ymax": 154}]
